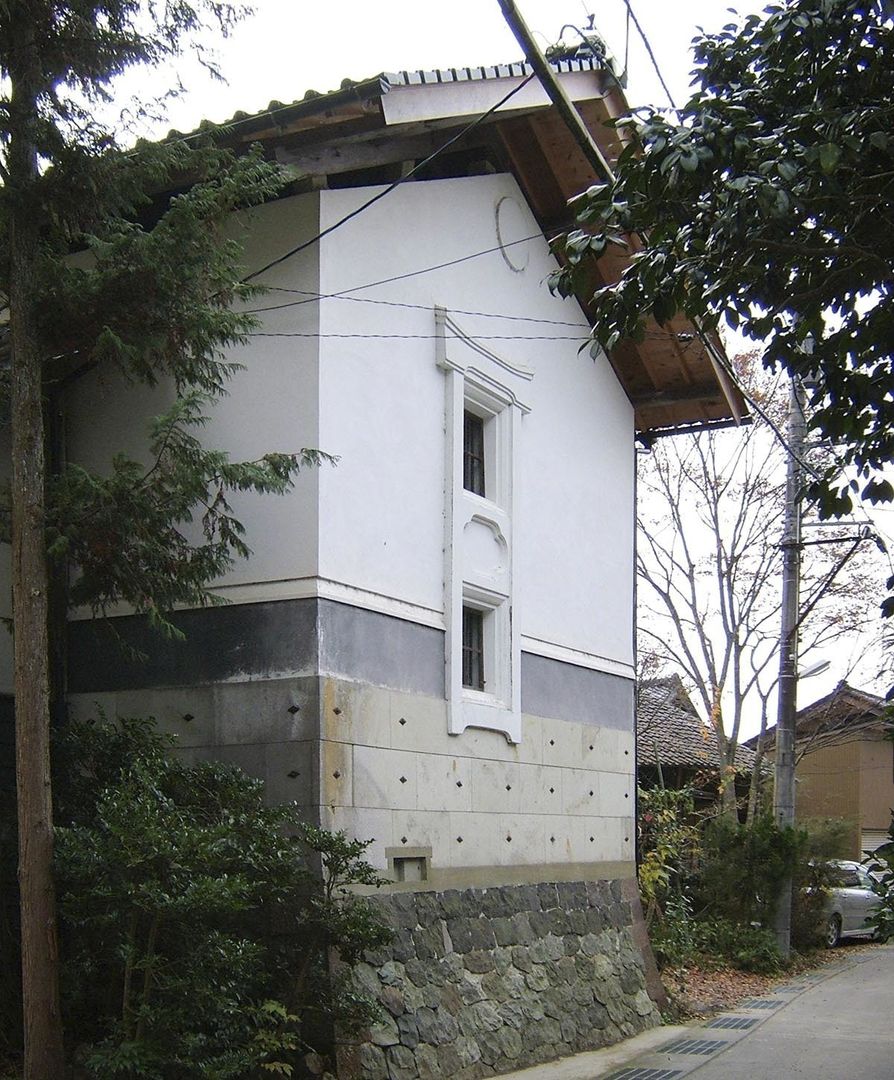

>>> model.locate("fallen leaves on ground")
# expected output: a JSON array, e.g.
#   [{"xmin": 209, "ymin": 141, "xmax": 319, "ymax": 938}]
[{"xmin": 661, "ymin": 940, "xmax": 882, "ymax": 1020}]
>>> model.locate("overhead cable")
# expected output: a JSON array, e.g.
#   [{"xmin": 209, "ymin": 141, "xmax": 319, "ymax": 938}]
[{"xmin": 242, "ymin": 71, "xmax": 538, "ymax": 284}]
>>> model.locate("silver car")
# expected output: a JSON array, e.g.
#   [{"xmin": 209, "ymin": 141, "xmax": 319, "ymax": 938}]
[{"xmin": 824, "ymin": 860, "xmax": 880, "ymax": 946}]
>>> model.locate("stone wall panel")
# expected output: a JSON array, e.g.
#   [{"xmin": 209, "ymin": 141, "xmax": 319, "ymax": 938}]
[{"xmin": 339, "ymin": 879, "xmax": 660, "ymax": 1080}]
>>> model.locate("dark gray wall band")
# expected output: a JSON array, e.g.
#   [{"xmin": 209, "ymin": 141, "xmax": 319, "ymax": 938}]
[
  {"xmin": 318, "ymin": 601, "xmax": 444, "ymax": 697},
  {"xmin": 520, "ymin": 651, "xmax": 633, "ymax": 731},
  {"xmin": 66, "ymin": 597, "xmax": 443, "ymax": 696},
  {"xmin": 67, "ymin": 599, "xmax": 632, "ymax": 730},
  {"xmin": 67, "ymin": 598, "xmax": 320, "ymax": 693}
]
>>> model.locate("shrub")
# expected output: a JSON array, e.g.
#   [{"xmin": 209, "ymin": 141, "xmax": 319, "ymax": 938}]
[
  {"xmin": 867, "ymin": 814, "xmax": 894, "ymax": 942},
  {"xmin": 49, "ymin": 715, "xmax": 391, "ymax": 1079},
  {"xmin": 700, "ymin": 919, "xmax": 783, "ymax": 975},
  {"xmin": 693, "ymin": 814, "xmax": 804, "ymax": 928},
  {"xmin": 637, "ymin": 787, "xmax": 699, "ymax": 926}
]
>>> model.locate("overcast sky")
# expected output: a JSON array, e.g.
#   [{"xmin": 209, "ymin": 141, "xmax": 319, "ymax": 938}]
[{"xmin": 143, "ymin": 0, "xmax": 767, "ymax": 135}]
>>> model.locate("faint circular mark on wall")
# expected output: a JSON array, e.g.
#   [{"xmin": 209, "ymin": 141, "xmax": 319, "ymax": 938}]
[{"xmin": 494, "ymin": 195, "xmax": 530, "ymax": 273}]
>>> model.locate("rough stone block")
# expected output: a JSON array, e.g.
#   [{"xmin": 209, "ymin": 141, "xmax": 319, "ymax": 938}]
[
  {"xmin": 556, "ymin": 881, "xmax": 588, "ymax": 910},
  {"xmin": 381, "ymin": 986, "xmax": 406, "ymax": 1017},
  {"xmin": 511, "ymin": 946, "xmax": 533, "ymax": 973},
  {"xmin": 414, "ymin": 1044, "xmax": 442, "ymax": 1080},
  {"xmin": 464, "ymin": 950, "xmax": 495, "ymax": 974},
  {"xmin": 439, "ymin": 890, "xmax": 465, "ymax": 919},
  {"xmin": 535, "ymin": 882, "xmax": 558, "ymax": 910},
  {"xmin": 359, "ymin": 1043, "xmax": 389, "ymax": 1080},
  {"xmin": 528, "ymin": 909, "xmax": 552, "ymax": 937},
  {"xmin": 445, "ymin": 918, "xmax": 475, "ymax": 954},
  {"xmin": 547, "ymin": 908, "xmax": 570, "ymax": 936},
  {"xmin": 403, "ymin": 957, "xmax": 432, "ymax": 988},
  {"xmin": 524, "ymin": 966, "xmax": 549, "ymax": 992},
  {"xmin": 457, "ymin": 976, "xmax": 487, "ymax": 1005},
  {"xmin": 415, "ymin": 1007, "xmax": 460, "ymax": 1046},
  {"xmin": 492, "ymin": 947, "xmax": 512, "ymax": 975},
  {"xmin": 397, "ymin": 1014, "xmax": 420, "ymax": 1050},
  {"xmin": 413, "ymin": 892, "xmax": 440, "ymax": 927},
  {"xmin": 386, "ymin": 1043, "xmax": 418, "ymax": 1080},
  {"xmin": 507, "ymin": 912, "xmax": 535, "ymax": 946},
  {"xmin": 413, "ymin": 926, "xmax": 446, "ymax": 962},
  {"xmin": 478, "ymin": 887, "xmax": 512, "ymax": 919},
  {"xmin": 369, "ymin": 1013, "xmax": 401, "ymax": 1047},
  {"xmin": 379, "ymin": 961, "xmax": 406, "ymax": 987}
]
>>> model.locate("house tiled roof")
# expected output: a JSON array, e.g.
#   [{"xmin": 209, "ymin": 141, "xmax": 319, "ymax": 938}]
[
  {"xmin": 752, "ymin": 681, "xmax": 892, "ymax": 752},
  {"xmin": 637, "ymin": 676, "xmax": 756, "ymax": 772},
  {"xmin": 173, "ymin": 58, "xmax": 608, "ymax": 142}
]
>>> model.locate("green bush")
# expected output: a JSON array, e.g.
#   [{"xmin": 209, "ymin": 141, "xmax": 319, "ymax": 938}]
[
  {"xmin": 693, "ymin": 814, "xmax": 804, "ymax": 928},
  {"xmin": 867, "ymin": 814, "xmax": 894, "ymax": 942},
  {"xmin": 47, "ymin": 715, "xmax": 391, "ymax": 1079},
  {"xmin": 637, "ymin": 786, "xmax": 699, "ymax": 926},
  {"xmin": 700, "ymin": 919, "xmax": 783, "ymax": 974}
]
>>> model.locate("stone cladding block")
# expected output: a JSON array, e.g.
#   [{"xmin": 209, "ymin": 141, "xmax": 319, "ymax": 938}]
[{"xmin": 339, "ymin": 880, "xmax": 660, "ymax": 1080}]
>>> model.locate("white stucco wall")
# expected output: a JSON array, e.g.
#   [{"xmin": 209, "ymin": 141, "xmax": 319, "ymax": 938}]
[
  {"xmin": 60, "ymin": 173, "xmax": 634, "ymax": 676},
  {"xmin": 63, "ymin": 192, "xmax": 324, "ymax": 606},
  {"xmin": 314, "ymin": 174, "xmax": 635, "ymax": 672}
]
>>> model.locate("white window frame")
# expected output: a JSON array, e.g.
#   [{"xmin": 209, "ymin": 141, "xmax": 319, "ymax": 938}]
[{"xmin": 437, "ymin": 306, "xmax": 530, "ymax": 743}]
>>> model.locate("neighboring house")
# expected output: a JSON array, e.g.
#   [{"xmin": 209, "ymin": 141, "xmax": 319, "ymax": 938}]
[
  {"xmin": 757, "ymin": 682, "xmax": 894, "ymax": 859},
  {"xmin": 3, "ymin": 50, "xmax": 746, "ymax": 1075},
  {"xmin": 637, "ymin": 676, "xmax": 755, "ymax": 810}
]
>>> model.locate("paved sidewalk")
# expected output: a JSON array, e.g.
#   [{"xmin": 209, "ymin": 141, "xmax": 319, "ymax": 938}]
[{"xmin": 498, "ymin": 942, "xmax": 894, "ymax": 1080}]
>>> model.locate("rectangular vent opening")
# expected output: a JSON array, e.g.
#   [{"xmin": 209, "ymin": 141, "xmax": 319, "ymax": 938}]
[{"xmin": 392, "ymin": 855, "xmax": 428, "ymax": 883}]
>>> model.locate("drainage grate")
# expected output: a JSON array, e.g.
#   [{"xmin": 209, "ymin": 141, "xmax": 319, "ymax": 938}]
[
  {"xmin": 739, "ymin": 998, "xmax": 782, "ymax": 1009},
  {"xmin": 604, "ymin": 1070, "xmax": 683, "ymax": 1080},
  {"xmin": 661, "ymin": 1037, "xmax": 727, "ymax": 1056},
  {"xmin": 707, "ymin": 1016, "xmax": 758, "ymax": 1030}
]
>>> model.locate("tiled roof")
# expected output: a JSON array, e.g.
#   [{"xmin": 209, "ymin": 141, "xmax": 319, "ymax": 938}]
[
  {"xmin": 753, "ymin": 681, "xmax": 892, "ymax": 751},
  {"xmin": 381, "ymin": 57, "xmax": 603, "ymax": 86},
  {"xmin": 180, "ymin": 57, "xmax": 606, "ymax": 142},
  {"xmin": 637, "ymin": 677, "xmax": 756, "ymax": 772}
]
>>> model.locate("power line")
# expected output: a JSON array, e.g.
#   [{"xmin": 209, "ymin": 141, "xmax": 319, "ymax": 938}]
[
  {"xmin": 244, "ymin": 233, "xmax": 545, "ymax": 305},
  {"xmin": 242, "ymin": 71, "xmax": 538, "ymax": 285},
  {"xmin": 246, "ymin": 331, "xmax": 590, "ymax": 342},
  {"xmin": 621, "ymin": 0, "xmax": 676, "ymax": 108},
  {"xmin": 243, "ymin": 286, "xmax": 586, "ymax": 325}
]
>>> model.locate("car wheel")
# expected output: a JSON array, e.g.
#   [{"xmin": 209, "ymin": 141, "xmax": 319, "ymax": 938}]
[{"xmin": 826, "ymin": 914, "xmax": 842, "ymax": 948}]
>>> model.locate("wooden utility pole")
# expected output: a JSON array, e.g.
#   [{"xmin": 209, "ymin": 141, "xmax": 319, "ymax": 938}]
[
  {"xmin": 772, "ymin": 376, "xmax": 807, "ymax": 958},
  {"xmin": 495, "ymin": 0, "xmax": 614, "ymax": 181}
]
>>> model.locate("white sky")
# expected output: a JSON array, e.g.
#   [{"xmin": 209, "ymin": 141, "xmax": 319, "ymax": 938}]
[{"xmin": 137, "ymin": 0, "xmax": 767, "ymax": 136}]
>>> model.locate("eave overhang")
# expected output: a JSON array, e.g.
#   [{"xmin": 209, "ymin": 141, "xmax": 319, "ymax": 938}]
[{"xmin": 195, "ymin": 59, "xmax": 747, "ymax": 438}]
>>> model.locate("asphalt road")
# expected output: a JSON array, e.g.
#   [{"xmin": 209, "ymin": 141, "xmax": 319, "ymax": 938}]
[{"xmin": 648, "ymin": 941, "xmax": 894, "ymax": 1080}]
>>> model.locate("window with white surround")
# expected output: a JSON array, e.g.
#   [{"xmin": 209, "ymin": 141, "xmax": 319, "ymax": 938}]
[{"xmin": 436, "ymin": 306, "xmax": 531, "ymax": 743}]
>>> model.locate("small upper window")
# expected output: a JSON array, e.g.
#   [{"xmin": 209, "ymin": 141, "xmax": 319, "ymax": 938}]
[
  {"xmin": 463, "ymin": 410, "xmax": 486, "ymax": 497},
  {"xmin": 462, "ymin": 606, "xmax": 485, "ymax": 690}
]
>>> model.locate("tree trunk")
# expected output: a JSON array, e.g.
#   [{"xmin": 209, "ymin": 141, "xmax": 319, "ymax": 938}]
[
  {"xmin": 9, "ymin": 12, "xmax": 67, "ymax": 1074},
  {"xmin": 711, "ymin": 687, "xmax": 739, "ymax": 820},
  {"xmin": 746, "ymin": 740, "xmax": 766, "ymax": 826}
]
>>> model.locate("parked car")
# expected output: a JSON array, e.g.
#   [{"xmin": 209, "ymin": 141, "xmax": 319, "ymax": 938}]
[{"xmin": 823, "ymin": 860, "xmax": 880, "ymax": 946}]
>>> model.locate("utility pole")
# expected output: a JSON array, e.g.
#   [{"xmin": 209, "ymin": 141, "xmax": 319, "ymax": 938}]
[
  {"xmin": 773, "ymin": 375, "xmax": 807, "ymax": 958},
  {"xmin": 495, "ymin": 0, "xmax": 614, "ymax": 180}
]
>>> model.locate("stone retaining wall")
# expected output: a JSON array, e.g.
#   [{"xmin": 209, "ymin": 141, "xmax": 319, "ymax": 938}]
[{"xmin": 339, "ymin": 879, "xmax": 661, "ymax": 1080}]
